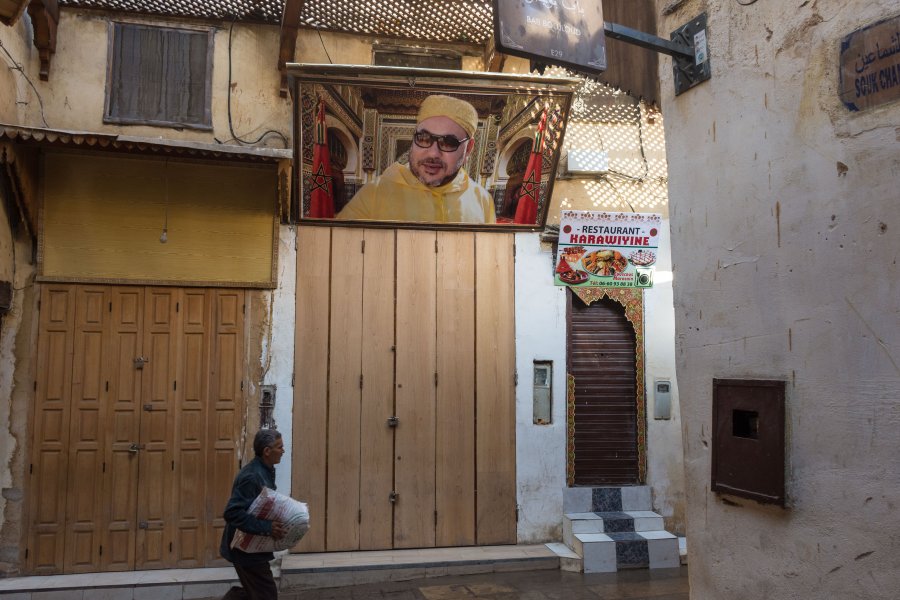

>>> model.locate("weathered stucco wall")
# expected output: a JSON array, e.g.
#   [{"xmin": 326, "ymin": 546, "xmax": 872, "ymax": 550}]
[
  {"xmin": 658, "ymin": 0, "xmax": 900, "ymax": 597},
  {"xmin": 1, "ymin": 10, "xmax": 291, "ymax": 147},
  {"xmin": 0, "ymin": 13, "xmax": 38, "ymax": 125},
  {"xmin": 0, "ymin": 186, "xmax": 37, "ymax": 576}
]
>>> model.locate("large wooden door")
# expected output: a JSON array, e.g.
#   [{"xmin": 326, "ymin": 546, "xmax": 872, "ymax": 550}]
[
  {"xmin": 293, "ymin": 227, "xmax": 516, "ymax": 553},
  {"xmin": 29, "ymin": 284, "xmax": 246, "ymax": 574},
  {"xmin": 568, "ymin": 295, "xmax": 639, "ymax": 485}
]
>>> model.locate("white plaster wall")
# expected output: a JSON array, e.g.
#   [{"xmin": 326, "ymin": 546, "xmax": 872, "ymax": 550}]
[
  {"xmin": 514, "ymin": 232, "xmax": 568, "ymax": 543},
  {"xmin": 658, "ymin": 1, "xmax": 900, "ymax": 598},
  {"xmin": 643, "ymin": 221, "xmax": 686, "ymax": 534},
  {"xmin": 261, "ymin": 224, "xmax": 296, "ymax": 495}
]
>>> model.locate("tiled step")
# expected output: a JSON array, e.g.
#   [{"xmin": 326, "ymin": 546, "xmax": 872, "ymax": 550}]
[
  {"xmin": 563, "ymin": 486, "xmax": 652, "ymax": 513},
  {"xmin": 563, "ymin": 511, "xmax": 665, "ymax": 547},
  {"xmin": 572, "ymin": 530, "xmax": 680, "ymax": 573}
]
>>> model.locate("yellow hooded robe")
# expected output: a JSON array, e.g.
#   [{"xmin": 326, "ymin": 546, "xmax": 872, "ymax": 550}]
[{"xmin": 336, "ymin": 163, "xmax": 496, "ymax": 224}]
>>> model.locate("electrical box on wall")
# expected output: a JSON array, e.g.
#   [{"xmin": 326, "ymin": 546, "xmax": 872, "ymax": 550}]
[
  {"xmin": 654, "ymin": 379, "xmax": 672, "ymax": 420},
  {"xmin": 533, "ymin": 361, "xmax": 552, "ymax": 425},
  {"xmin": 711, "ymin": 379, "xmax": 786, "ymax": 506},
  {"xmin": 564, "ymin": 149, "xmax": 609, "ymax": 175}
]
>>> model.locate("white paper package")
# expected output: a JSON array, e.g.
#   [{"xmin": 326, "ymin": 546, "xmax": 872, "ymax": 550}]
[{"xmin": 230, "ymin": 487, "xmax": 309, "ymax": 553}]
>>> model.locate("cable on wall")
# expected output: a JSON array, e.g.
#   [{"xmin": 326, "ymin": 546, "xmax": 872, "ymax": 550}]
[
  {"xmin": 217, "ymin": 17, "xmax": 289, "ymax": 148},
  {"xmin": 0, "ymin": 39, "xmax": 49, "ymax": 128}
]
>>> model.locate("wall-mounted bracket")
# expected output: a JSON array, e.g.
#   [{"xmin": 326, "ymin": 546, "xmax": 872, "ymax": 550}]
[
  {"xmin": 670, "ymin": 13, "xmax": 711, "ymax": 96},
  {"xmin": 602, "ymin": 12, "xmax": 710, "ymax": 96}
]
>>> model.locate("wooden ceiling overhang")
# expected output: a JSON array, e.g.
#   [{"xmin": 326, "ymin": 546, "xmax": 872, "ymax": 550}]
[
  {"xmin": 0, "ymin": 124, "xmax": 291, "ymax": 164},
  {"xmin": 278, "ymin": 0, "xmax": 494, "ymax": 95}
]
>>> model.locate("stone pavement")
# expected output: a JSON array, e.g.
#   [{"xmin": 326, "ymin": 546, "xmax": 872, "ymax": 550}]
[{"xmin": 286, "ymin": 566, "xmax": 689, "ymax": 600}]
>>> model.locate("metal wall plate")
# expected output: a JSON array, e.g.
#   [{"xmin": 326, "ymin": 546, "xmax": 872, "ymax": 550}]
[{"xmin": 672, "ymin": 13, "xmax": 711, "ymax": 96}]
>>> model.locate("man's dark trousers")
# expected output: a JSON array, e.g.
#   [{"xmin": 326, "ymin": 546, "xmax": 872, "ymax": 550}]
[{"xmin": 222, "ymin": 562, "xmax": 278, "ymax": 599}]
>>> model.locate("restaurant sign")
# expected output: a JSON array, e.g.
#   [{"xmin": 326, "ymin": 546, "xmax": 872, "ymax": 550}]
[
  {"xmin": 555, "ymin": 211, "xmax": 661, "ymax": 288},
  {"xmin": 839, "ymin": 15, "xmax": 900, "ymax": 111}
]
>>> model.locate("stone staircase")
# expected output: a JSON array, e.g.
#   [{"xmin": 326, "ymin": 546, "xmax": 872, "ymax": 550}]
[{"xmin": 559, "ymin": 486, "xmax": 680, "ymax": 573}]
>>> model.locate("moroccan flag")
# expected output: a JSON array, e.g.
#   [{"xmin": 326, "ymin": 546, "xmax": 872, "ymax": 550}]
[
  {"xmin": 308, "ymin": 100, "xmax": 334, "ymax": 218},
  {"xmin": 513, "ymin": 109, "xmax": 547, "ymax": 225}
]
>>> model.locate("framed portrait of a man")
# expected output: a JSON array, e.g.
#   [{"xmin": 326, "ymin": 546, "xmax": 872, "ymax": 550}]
[{"xmin": 287, "ymin": 64, "xmax": 579, "ymax": 230}]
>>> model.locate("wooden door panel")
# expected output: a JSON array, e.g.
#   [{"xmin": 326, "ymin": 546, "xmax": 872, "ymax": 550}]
[
  {"xmin": 435, "ymin": 232, "xmax": 476, "ymax": 547},
  {"xmin": 326, "ymin": 228, "xmax": 364, "ymax": 551},
  {"xmin": 64, "ymin": 286, "xmax": 107, "ymax": 573},
  {"xmin": 137, "ymin": 289, "xmax": 178, "ymax": 569},
  {"xmin": 174, "ymin": 289, "xmax": 211, "ymax": 567},
  {"xmin": 207, "ymin": 289, "xmax": 245, "ymax": 563},
  {"xmin": 31, "ymin": 284, "xmax": 247, "ymax": 574},
  {"xmin": 394, "ymin": 230, "xmax": 437, "ymax": 549},
  {"xmin": 474, "ymin": 234, "xmax": 517, "ymax": 545},
  {"xmin": 293, "ymin": 226, "xmax": 331, "ymax": 553},
  {"xmin": 358, "ymin": 229, "xmax": 395, "ymax": 551},
  {"xmin": 101, "ymin": 287, "xmax": 143, "ymax": 571},
  {"xmin": 30, "ymin": 286, "xmax": 76, "ymax": 574}
]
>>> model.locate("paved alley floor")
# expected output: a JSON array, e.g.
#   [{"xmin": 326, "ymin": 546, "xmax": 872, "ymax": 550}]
[{"xmin": 284, "ymin": 566, "xmax": 689, "ymax": 599}]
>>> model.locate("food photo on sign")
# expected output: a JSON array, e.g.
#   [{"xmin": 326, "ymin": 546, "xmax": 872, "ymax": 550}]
[{"xmin": 554, "ymin": 211, "xmax": 662, "ymax": 288}]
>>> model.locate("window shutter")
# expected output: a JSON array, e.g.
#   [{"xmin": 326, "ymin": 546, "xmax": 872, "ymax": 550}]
[{"xmin": 107, "ymin": 23, "xmax": 212, "ymax": 128}]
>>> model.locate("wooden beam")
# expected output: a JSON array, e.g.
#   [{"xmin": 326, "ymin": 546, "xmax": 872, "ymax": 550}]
[
  {"xmin": 484, "ymin": 35, "xmax": 506, "ymax": 73},
  {"xmin": 26, "ymin": 0, "xmax": 59, "ymax": 81},
  {"xmin": 0, "ymin": 0, "xmax": 29, "ymax": 26},
  {"xmin": 278, "ymin": 0, "xmax": 304, "ymax": 97}
]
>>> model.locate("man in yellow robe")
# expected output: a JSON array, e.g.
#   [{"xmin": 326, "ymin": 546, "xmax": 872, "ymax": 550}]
[{"xmin": 337, "ymin": 95, "xmax": 496, "ymax": 224}]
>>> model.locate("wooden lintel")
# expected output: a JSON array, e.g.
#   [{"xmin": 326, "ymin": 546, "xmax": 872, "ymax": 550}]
[
  {"xmin": 278, "ymin": 0, "xmax": 304, "ymax": 97},
  {"xmin": 484, "ymin": 35, "xmax": 506, "ymax": 74}
]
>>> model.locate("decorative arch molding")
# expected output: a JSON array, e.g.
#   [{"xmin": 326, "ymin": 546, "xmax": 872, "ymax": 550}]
[
  {"xmin": 567, "ymin": 287, "xmax": 647, "ymax": 485},
  {"xmin": 324, "ymin": 115, "xmax": 358, "ymax": 176},
  {"xmin": 496, "ymin": 129, "xmax": 534, "ymax": 185}
]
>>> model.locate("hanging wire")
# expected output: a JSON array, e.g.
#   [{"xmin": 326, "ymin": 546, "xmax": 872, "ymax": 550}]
[
  {"xmin": 317, "ymin": 29, "xmax": 334, "ymax": 63},
  {"xmin": 599, "ymin": 176, "xmax": 636, "ymax": 213},
  {"xmin": 217, "ymin": 17, "xmax": 289, "ymax": 148},
  {"xmin": 0, "ymin": 39, "xmax": 49, "ymax": 128}
]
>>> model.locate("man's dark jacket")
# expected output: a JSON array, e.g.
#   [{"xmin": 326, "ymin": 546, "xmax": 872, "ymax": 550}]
[{"xmin": 220, "ymin": 456, "xmax": 277, "ymax": 566}]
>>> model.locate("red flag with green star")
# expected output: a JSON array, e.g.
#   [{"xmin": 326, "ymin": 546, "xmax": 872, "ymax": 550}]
[
  {"xmin": 513, "ymin": 109, "xmax": 547, "ymax": 225},
  {"xmin": 308, "ymin": 100, "xmax": 335, "ymax": 218}
]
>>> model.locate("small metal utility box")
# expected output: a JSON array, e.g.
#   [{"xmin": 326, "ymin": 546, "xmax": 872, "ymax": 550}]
[{"xmin": 711, "ymin": 378, "xmax": 786, "ymax": 506}]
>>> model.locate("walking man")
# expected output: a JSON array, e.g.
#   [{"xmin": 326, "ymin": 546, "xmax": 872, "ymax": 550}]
[{"xmin": 221, "ymin": 429, "xmax": 287, "ymax": 600}]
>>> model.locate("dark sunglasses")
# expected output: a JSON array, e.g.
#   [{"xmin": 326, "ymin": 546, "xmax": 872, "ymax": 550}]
[{"xmin": 413, "ymin": 129, "xmax": 470, "ymax": 152}]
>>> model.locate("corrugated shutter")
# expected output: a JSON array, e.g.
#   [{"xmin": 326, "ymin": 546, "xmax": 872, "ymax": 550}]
[{"xmin": 569, "ymin": 296, "xmax": 639, "ymax": 485}]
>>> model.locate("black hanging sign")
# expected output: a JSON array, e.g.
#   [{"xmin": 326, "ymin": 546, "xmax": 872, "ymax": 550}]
[{"xmin": 492, "ymin": 0, "xmax": 607, "ymax": 75}]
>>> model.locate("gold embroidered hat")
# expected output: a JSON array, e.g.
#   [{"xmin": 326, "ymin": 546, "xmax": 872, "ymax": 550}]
[{"xmin": 416, "ymin": 95, "xmax": 478, "ymax": 138}]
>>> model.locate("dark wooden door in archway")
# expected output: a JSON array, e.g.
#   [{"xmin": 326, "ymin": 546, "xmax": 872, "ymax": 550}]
[{"xmin": 568, "ymin": 295, "xmax": 639, "ymax": 485}]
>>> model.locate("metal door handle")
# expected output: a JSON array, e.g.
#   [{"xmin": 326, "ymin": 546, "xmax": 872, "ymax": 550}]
[
  {"xmin": 128, "ymin": 443, "xmax": 143, "ymax": 453},
  {"xmin": 134, "ymin": 356, "xmax": 149, "ymax": 369},
  {"xmin": 386, "ymin": 416, "xmax": 399, "ymax": 427}
]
